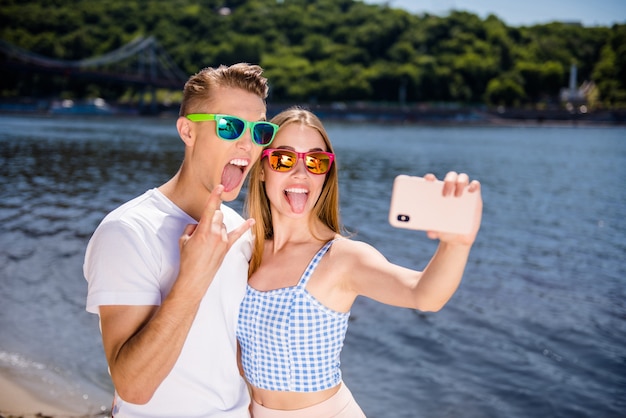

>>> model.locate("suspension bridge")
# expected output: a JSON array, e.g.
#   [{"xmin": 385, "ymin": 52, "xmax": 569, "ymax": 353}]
[{"xmin": 0, "ymin": 36, "xmax": 189, "ymax": 113}]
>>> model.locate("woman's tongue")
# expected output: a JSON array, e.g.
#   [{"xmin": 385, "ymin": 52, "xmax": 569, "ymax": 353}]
[
  {"xmin": 221, "ymin": 163, "xmax": 244, "ymax": 192},
  {"xmin": 285, "ymin": 189, "xmax": 308, "ymax": 213}
]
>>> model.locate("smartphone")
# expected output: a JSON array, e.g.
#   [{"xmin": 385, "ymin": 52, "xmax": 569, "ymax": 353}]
[{"xmin": 389, "ymin": 175, "xmax": 479, "ymax": 234}]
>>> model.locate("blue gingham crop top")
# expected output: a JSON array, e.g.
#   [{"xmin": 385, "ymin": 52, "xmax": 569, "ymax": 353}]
[{"xmin": 236, "ymin": 239, "xmax": 350, "ymax": 392}]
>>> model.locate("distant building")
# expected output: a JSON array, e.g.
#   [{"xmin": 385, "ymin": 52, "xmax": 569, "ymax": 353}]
[{"xmin": 560, "ymin": 64, "xmax": 588, "ymax": 105}]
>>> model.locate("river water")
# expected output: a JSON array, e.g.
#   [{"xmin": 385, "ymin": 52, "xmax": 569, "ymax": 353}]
[{"xmin": 0, "ymin": 114, "xmax": 624, "ymax": 417}]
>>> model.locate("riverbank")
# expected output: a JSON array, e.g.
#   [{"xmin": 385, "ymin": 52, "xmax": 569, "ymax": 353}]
[
  {"xmin": 0, "ymin": 351, "xmax": 111, "ymax": 418},
  {"xmin": 0, "ymin": 370, "xmax": 107, "ymax": 418},
  {"xmin": 297, "ymin": 103, "xmax": 626, "ymax": 125},
  {"xmin": 2, "ymin": 98, "xmax": 625, "ymax": 125}
]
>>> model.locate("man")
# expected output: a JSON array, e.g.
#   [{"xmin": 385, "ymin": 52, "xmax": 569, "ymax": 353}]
[{"xmin": 84, "ymin": 63, "xmax": 278, "ymax": 417}]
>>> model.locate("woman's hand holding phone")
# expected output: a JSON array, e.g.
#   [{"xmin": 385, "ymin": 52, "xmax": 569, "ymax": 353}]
[{"xmin": 388, "ymin": 172, "xmax": 482, "ymax": 245}]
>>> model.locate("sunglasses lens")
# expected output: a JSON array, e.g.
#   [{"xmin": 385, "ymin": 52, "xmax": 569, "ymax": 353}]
[
  {"xmin": 216, "ymin": 116, "xmax": 245, "ymax": 140},
  {"xmin": 253, "ymin": 123, "xmax": 277, "ymax": 146},
  {"xmin": 265, "ymin": 150, "xmax": 332, "ymax": 174},
  {"xmin": 267, "ymin": 150, "xmax": 297, "ymax": 172},
  {"xmin": 305, "ymin": 153, "xmax": 332, "ymax": 174}
]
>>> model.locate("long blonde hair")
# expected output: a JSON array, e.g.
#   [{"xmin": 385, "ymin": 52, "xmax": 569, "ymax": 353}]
[{"xmin": 245, "ymin": 107, "xmax": 343, "ymax": 276}]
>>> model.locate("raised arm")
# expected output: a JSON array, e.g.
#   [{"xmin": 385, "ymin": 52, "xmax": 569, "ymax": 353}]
[{"xmin": 99, "ymin": 185, "xmax": 254, "ymax": 404}]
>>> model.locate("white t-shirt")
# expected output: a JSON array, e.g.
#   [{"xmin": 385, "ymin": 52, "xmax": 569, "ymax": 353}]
[{"xmin": 84, "ymin": 188, "xmax": 251, "ymax": 417}]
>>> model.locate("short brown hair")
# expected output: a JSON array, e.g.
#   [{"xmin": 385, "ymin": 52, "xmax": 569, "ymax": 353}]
[{"xmin": 179, "ymin": 63, "xmax": 269, "ymax": 116}]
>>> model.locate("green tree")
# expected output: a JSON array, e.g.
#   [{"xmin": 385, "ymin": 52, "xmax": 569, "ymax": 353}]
[
  {"xmin": 485, "ymin": 76, "xmax": 526, "ymax": 106},
  {"xmin": 0, "ymin": 0, "xmax": 623, "ymax": 108},
  {"xmin": 516, "ymin": 60, "xmax": 564, "ymax": 102}
]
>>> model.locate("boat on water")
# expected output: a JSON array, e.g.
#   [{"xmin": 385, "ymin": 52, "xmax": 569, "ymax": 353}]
[{"xmin": 49, "ymin": 97, "xmax": 117, "ymax": 115}]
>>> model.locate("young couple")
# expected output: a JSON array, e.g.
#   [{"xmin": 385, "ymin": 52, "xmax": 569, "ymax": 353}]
[{"xmin": 84, "ymin": 63, "xmax": 482, "ymax": 417}]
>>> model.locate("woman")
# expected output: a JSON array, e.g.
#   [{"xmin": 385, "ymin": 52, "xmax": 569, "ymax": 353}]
[{"xmin": 237, "ymin": 107, "xmax": 482, "ymax": 417}]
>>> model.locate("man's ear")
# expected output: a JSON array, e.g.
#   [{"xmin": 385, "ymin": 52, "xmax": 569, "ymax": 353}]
[{"xmin": 176, "ymin": 116, "xmax": 195, "ymax": 146}]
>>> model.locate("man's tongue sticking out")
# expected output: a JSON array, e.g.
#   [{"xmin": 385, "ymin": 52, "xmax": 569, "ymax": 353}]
[
  {"xmin": 285, "ymin": 188, "xmax": 308, "ymax": 214},
  {"xmin": 221, "ymin": 162, "xmax": 244, "ymax": 192}
]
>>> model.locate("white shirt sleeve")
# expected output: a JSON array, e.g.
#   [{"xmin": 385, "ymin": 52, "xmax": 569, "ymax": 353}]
[{"xmin": 84, "ymin": 219, "xmax": 162, "ymax": 314}]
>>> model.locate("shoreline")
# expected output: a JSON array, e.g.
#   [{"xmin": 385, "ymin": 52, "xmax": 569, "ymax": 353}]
[
  {"xmin": 0, "ymin": 367, "xmax": 110, "ymax": 418},
  {"xmin": 1, "ymin": 101, "xmax": 625, "ymax": 125}
]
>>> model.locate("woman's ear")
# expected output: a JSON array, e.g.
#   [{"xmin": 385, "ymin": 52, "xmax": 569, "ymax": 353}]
[
  {"xmin": 176, "ymin": 116, "xmax": 195, "ymax": 146},
  {"xmin": 260, "ymin": 169, "xmax": 265, "ymax": 181}
]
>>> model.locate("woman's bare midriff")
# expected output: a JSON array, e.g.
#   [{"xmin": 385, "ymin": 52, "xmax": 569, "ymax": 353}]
[{"xmin": 251, "ymin": 384, "xmax": 341, "ymax": 410}]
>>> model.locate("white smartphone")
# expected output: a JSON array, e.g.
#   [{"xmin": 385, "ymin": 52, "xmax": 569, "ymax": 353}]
[{"xmin": 388, "ymin": 174, "xmax": 479, "ymax": 234}]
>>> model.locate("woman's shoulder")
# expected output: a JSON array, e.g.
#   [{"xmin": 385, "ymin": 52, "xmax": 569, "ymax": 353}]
[{"xmin": 331, "ymin": 236, "xmax": 383, "ymax": 262}]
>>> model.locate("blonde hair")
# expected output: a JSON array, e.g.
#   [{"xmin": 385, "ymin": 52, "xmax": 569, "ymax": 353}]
[
  {"xmin": 179, "ymin": 63, "xmax": 269, "ymax": 116},
  {"xmin": 245, "ymin": 107, "xmax": 343, "ymax": 276}
]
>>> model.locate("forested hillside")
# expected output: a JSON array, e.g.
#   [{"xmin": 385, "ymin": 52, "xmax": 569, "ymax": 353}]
[{"xmin": 1, "ymin": 0, "xmax": 625, "ymax": 108}]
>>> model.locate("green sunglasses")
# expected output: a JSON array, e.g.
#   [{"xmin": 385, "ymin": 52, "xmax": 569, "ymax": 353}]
[{"xmin": 186, "ymin": 113, "xmax": 278, "ymax": 147}]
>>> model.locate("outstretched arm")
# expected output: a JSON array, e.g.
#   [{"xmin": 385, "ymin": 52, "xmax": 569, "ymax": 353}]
[{"xmin": 347, "ymin": 172, "xmax": 482, "ymax": 312}]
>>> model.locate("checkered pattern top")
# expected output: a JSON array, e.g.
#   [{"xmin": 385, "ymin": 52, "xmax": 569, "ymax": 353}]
[{"xmin": 237, "ymin": 239, "xmax": 350, "ymax": 392}]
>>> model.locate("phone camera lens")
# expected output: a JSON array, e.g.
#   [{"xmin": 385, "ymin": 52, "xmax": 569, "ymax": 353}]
[{"xmin": 397, "ymin": 214, "xmax": 410, "ymax": 222}]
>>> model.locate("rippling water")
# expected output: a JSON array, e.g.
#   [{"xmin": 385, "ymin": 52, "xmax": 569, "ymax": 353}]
[{"xmin": 1, "ymin": 114, "xmax": 625, "ymax": 417}]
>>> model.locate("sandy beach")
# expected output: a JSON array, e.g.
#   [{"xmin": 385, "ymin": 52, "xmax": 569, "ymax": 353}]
[{"xmin": 0, "ymin": 369, "xmax": 110, "ymax": 418}]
